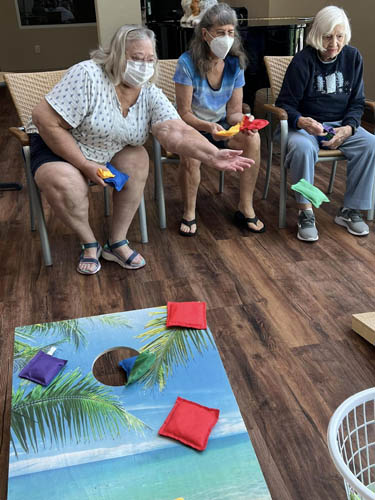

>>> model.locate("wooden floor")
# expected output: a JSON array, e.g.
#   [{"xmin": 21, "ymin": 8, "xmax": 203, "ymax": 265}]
[{"xmin": 1, "ymin": 84, "xmax": 375, "ymax": 499}]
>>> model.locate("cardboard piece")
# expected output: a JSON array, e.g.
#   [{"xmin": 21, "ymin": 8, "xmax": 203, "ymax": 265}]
[{"xmin": 352, "ymin": 312, "xmax": 375, "ymax": 345}]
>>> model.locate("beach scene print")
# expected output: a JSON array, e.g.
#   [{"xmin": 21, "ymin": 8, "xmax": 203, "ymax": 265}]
[{"xmin": 8, "ymin": 306, "xmax": 271, "ymax": 500}]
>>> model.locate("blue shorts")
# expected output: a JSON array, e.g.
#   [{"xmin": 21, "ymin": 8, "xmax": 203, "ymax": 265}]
[
  {"xmin": 29, "ymin": 133, "xmax": 65, "ymax": 176},
  {"xmin": 199, "ymin": 120, "xmax": 230, "ymax": 149}
]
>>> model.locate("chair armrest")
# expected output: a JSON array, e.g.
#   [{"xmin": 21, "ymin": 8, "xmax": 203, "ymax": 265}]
[
  {"xmin": 9, "ymin": 127, "xmax": 29, "ymax": 146},
  {"xmin": 362, "ymin": 100, "xmax": 375, "ymax": 133},
  {"xmin": 263, "ymin": 103, "xmax": 288, "ymax": 121}
]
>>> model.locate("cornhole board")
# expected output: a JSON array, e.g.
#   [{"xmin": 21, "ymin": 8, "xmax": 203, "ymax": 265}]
[
  {"xmin": 8, "ymin": 306, "xmax": 271, "ymax": 500},
  {"xmin": 352, "ymin": 312, "xmax": 375, "ymax": 345}
]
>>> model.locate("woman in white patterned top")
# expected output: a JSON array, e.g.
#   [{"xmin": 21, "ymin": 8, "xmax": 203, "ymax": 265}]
[{"xmin": 31, "ymin": 25, "xmax": 254, "ymax": 275}]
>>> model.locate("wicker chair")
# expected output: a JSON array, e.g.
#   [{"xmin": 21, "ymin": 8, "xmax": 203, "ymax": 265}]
[
  {"xmin": 262, "ymin": 55, "xmax": 375, "ymax": 228},
  {"xmin": 4, "ymin": 70, "xmax": 148, "ymax": 266}
]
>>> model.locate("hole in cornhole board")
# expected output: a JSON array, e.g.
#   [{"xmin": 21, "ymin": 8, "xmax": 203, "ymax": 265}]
[{"xmin": 92, "ymin": 346, "xmax": 139, "ymax": 386}]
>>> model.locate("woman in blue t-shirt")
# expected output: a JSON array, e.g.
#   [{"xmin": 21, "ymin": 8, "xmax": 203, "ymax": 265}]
[{"xmin": 174, "ymin": 3, "xmax": 265, "ymax": 236}]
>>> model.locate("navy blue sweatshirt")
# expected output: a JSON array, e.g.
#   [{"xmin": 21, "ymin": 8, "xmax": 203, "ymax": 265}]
[{"xmin": 275, "ymin": 45, "xmax": 365, "ymax": 129}]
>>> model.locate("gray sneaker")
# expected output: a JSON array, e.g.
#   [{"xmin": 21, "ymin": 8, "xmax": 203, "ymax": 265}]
[
  {"xmin": 297, "ymin": 210, "xmax": 319, "ymax": 241},
  {"xmin": 334, "ymin": 207, "xmax": 369, "ymax": 236}
]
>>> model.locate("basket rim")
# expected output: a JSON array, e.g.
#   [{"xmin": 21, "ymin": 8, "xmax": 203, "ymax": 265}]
[{"xmin": 327, "ymin": 388, "xmax": 375, "ymax": 500}]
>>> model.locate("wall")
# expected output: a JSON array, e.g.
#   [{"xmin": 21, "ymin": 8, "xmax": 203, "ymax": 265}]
[
  {"xmin": 340, "ymin": 0, "xmax": 375, "ymax": 100},
  {"xmin": 267, "ymin": 0, "xmax": 375, "ymax": 99},
  {"xmin": 94, "ymin": 0, "xmax": 142, "ymax": 48},
  {"xmin": 228, "ymin": 0, "xmax": 269, "ymax": 19},
  {"xmin": 0, "ymin": 0, "xmax": 98, "ymax": 71}
]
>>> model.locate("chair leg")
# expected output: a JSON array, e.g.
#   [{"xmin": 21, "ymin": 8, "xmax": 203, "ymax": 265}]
[
  {"xmin": 367, "ymin": 178, "xmax": 375, "ymax": 221},
  {"xmin": 23, "ymin": 146, "xmax": 52, "ymax": 266},
  {"xmin": 279, "ymin": 120, "xmax": 288, "ymax": 229},
  {"xmin": 0, "ymin": 183, "xmax": 22, "ymax": 191},
  {"xmin": 104, "ymin": 186, "xmax": 110, "ymax": 216},
  {"xmin": 262, "ymin": 112, "xmax": 273, "ymax": 200},
  {"xmin": 138, "ymin": 193, "xmax": 148, "ymax": 244},
  {"xmin": 328, "ymin": 161, "xmax": 337, "ymax": 194},
  {"xmin": 219, "ymin": 171, "xmax": 224, "ymax": 193},
  {"xmin": 23, "ymin": 146, "xmax": 36, "ymax": 231},
  {"xmin": 152, "ymin": 135, "xmax": 167, "ymax": 229}
]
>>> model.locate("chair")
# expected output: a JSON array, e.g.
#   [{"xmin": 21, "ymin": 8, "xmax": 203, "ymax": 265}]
[
  {"xmin": 262, "ymin": 55, "xmax": 375, "ymax": 228},
  {"xmin": 4, "ymin": 70, "xmax": 148, "ymax": 266},
  {"xmin": 153, "ymin": 59, "xmax": 250, "ymax": 229},
  {"xmin": 1, "ymin": 74, "xmax": 22, "ymax": 192}
]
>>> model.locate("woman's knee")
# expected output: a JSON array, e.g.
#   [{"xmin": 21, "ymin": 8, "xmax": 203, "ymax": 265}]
[
  {"xmin": 36, "ymin": 162, "xmax": 88, "ymax": 199},
  {"xmin": 113, "ymin": 146, "xmax": 149, "ymax": 179}
]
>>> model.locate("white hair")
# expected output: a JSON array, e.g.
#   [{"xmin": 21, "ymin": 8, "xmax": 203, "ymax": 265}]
[
  {"xmin": 306, "ymin": 5, "xmax": 351, "ymax": 52},
  {"xmin": 90, "ymin": 25, "xmax": 158, "ymax": 86}
]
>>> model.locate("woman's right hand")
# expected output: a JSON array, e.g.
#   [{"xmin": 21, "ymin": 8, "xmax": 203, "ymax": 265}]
[
  {"xmin": 79, "ymin": 160, "xmax": 107, "ymax": 187},
  {"xmin": 297, "ymin": 116, "xmax": 325, "ymax": 135}
]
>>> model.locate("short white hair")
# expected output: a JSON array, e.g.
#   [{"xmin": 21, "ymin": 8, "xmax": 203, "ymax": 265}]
[
  {"xmin": 306, "ymin": 6, "xmax": 351, "ymax": 52},
  {"xmin": 90, "ymin": 25, "xmax": 158, "ymax": 86}
]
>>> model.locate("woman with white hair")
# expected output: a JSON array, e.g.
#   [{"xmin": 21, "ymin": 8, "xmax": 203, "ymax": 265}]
[
  {"xmin": 30, "ymin": 25, "xmax": 254, "ymax": 274},
  {"xmin": 276, "ymin": 5, "xmax": 375, "ymax": 242}
]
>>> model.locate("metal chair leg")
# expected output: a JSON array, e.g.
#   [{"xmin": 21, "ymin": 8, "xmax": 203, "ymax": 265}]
[
  {"xmin": 263, "ymin": 112, "xmax": 273, "ymax": 200},
  {"xmin": 367, "ymin": 177, "xmax": 375, "ymax": 221},
  {"xmin": 219, "ymin": 171, "xmax": 224, "ymax": 193},
  {"xmin": 23, "ymin": 146, "xmax": 36, "ymax": 231},
  {"xmin": 104, "ymin": 186, "xmax": 110, "ymax": 216},
  {"xmin": 23, "ymin": 146, "xmax": 52, "ymax": 266},
  {"xmin": 279, "ymin": 120, "xmax": 288, "ymax": 229},
  {"xmin": 138, "ymin": 193, "xmax": 148, "ymax": 244},
  {"xmin": 0, "ymin": 183, "xmax": 22, "ymax": 191},
  {"xmin": 328, "ymin": 161, "xmax": 337, "ymax": 194},
  {"xmin": 152, "ymin": 135, "xmax": 167, "ymax": 229}
]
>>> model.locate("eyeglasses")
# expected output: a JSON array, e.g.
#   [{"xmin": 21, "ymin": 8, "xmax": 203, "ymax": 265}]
[
  {"xmin": 209, "ymin": 29, "xmax": 235, "ymax": 38},
  {"xmin": 129, "ymin": 56, "xmax": 156, "ymax": 63}
]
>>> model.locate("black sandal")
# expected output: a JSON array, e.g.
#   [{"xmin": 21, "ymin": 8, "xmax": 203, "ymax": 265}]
[
  {"xmin": 179, "ymin": 218, "xmax": 197, "ymax": 237},
  {"xmin": 234, "ymin": 211, "xmax": 266, "ymax": 233}
]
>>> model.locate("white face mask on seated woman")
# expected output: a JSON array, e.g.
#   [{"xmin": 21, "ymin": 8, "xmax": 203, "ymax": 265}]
[
  {"xmin": 207, "ymin": 32, "xmax": 234, "ymax": 59},
  {"xmin": 122, "ymin": 60, "xmax": 154, "ymax": 87}
]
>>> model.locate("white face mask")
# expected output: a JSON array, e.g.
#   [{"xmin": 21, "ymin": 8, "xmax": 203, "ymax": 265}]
[
  {"xmin": 122, "ymin": 60, "xmax": 154, "ymax": 87},
  {"xmin": 207, "ymin": 33, "xmax": 234, "ymax": 59}
]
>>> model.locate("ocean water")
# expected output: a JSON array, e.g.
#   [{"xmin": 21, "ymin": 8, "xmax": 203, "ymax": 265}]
[{"xmin": 8, "ymin": 433, "xmax": 271, "ymax": 500}]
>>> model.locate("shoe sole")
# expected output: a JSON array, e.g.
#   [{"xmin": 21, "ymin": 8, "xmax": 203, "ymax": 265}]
[
  {"xmin": 297, "ymin": 233, "xmax": 319, "ymax": 242},
  {"xmin": 334, "ymin": 217, "xmax": 369, "ymax": 236},
  {"xmin": 102, "ymin": 249, "xmax": 146, "ymax": 270}
]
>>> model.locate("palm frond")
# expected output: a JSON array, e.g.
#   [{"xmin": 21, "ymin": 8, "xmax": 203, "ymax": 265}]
[
  {"xmin": 11, "ymin": 368, "xmax": 148, "ymax": 457},
  {"xmin": 92, "ymin": 314, "xmax": 132, "ymax": 329},
  {"xmin": 15, "ymin": 320, "xmax": 87, "ymax": 350},
  {"xmin": 136, "ymin": 308, "xmax": 214, "ymax": 390}
]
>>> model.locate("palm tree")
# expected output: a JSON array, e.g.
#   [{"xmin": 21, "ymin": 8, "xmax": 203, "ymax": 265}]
[
  {"xmin": 15, "ymin": 314, "xmax": 132, "ymax": 350},
  {"xmin": 136, "ymin": 307, "xmax": 214, "ymax": 391},
  {"xmin": 11, "ymin": 368, "xmax": 148, "ymax": 457}
]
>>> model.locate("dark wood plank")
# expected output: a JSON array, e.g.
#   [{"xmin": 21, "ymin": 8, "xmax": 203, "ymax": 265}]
[{"xmin": 2, "ymin": 84, "xmax": 375, "ymax": 499}]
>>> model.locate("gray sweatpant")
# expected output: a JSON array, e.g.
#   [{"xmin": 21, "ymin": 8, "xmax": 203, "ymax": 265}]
[{"xmin": 284, "ymin": 121, "xmax": 375, "ymax": 209}]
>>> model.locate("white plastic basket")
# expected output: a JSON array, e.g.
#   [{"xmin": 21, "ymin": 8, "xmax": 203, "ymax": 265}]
[{"xmin": 328, "ymin": 388, "xmax": 375, "ymax": 500}]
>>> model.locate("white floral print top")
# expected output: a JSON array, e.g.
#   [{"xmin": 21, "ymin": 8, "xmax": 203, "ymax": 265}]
[{"xmin": 27, "ymin": 60, "xmax": 179, "ymax": 164}]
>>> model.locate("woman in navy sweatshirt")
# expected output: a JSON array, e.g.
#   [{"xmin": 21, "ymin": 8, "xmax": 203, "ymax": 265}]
[{"xmin": 276, "ymin": 5, "xmax": 375, "ymax": 242}]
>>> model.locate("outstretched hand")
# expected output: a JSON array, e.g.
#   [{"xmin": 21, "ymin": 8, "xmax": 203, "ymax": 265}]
[{"xmin": 207, "ymin": 149, "xmax": 255, "ymax": 172}]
